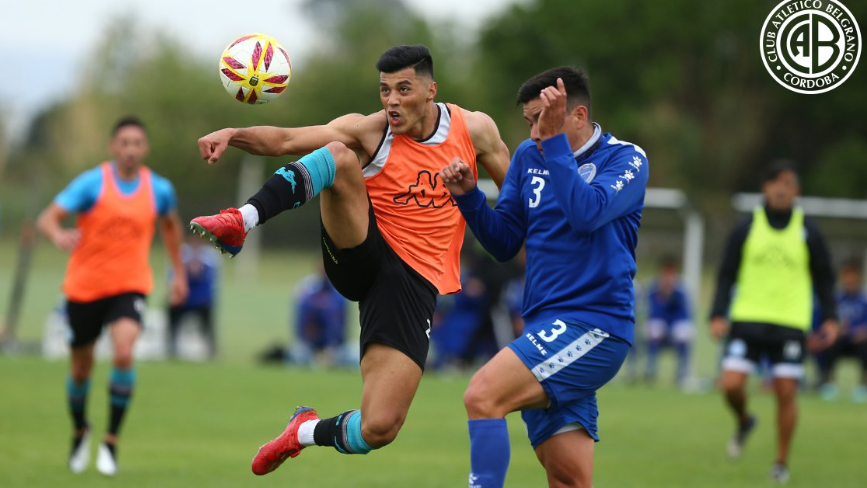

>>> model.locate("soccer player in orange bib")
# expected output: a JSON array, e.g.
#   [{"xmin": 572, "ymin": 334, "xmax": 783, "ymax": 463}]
[
  {"xmin": 190, "ymin": 45, "xmax": 510, "ymax": 475},
  {"xmin": 37, "ymin": 117, "xmax": 188, "ymax": 476}
]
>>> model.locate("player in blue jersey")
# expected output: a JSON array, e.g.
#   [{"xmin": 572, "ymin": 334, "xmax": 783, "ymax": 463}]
[
  {"xmin": 818, "ymin": 259, "xmax": 867, "ymax": 402},
  {"xmin": 291, "ymin": 269, "xmax": 349, "ymax": 366},
  {"xmin": 440, "ymin": 67, "xmax": 648, "ymax": 488}
]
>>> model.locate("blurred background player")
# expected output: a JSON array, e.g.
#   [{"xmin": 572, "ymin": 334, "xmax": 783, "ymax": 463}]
[
  {"xmin": 430, "ymin": 247, "xmax": 515, "ymax": 370},
  {"xmin": 430, "ymin": 271, "xmax": 489, "ymax": 370},
  {"xmin": 36, "ymin": 116, "xmax": 187, "ymax": 476},
  {"xmin": 709, "ymin": 161, "xmax": 838, "ymax": 483},
  {"xmin": 189, "ymin": 44, "xmax": 510, "ymax": 475},
  {"xmin": 442, "ymin": 67, "xmax": 648, "ymax": 488},
  {"xmin": 644, "ymin": 256, "xmax": 693, "ymax": 387},
  {"xmin": 289, "ymin": 267, "xmax": 349, "ymax": 367},
  {"xmin": 166, "ymin": 233, "xmax": 219, "ymax": 360},
  {"xmin": 817, "ymin": 258, "xmax": 867, "ymax": 402}
]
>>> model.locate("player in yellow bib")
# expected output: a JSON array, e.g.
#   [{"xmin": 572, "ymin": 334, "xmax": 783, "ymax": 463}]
[{"xmin": 709, "ymin": 162, "xmax": 839, "ymax": 483}]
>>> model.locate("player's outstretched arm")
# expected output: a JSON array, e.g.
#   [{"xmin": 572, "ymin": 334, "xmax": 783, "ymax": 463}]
[
  {"xmin": 198, "ymin": 113, "xmax": 384, "ymax": 164},
  {"xmin": 36, "ymin": 203, "xmax": 80, "ymax": 251}
]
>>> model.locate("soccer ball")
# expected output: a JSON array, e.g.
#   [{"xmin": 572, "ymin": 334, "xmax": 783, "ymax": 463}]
[{"xmin": 219, "ymin": 33, "xmax": 291, "ymax": 104}]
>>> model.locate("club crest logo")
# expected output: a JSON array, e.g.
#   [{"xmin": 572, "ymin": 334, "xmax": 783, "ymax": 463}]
[
  {"xmin": 760, "ymin": 0, "xmax": 861, "ymax": 94},
  {"xmin": 578, "ymin": 163, "xmax": 596, "ymax": 183}
]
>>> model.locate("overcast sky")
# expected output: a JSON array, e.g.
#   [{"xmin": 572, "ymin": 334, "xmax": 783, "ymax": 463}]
[{"xmin": 1, "ymin": 0, "xmax": 522, "ymax": 140}]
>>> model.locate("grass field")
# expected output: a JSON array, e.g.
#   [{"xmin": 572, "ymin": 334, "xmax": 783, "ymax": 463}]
[{"xmin": 1, "ymin": 241, "xmax": 866, "ymax": 487}]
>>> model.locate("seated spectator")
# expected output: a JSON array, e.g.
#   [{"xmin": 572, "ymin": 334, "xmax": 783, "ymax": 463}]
[
  {"xmin": 431, "ymin": 273, "xmax": 489, "ymax": 370},
  {"xmin": 644, "ymin": 257, "xmax": 693, "ymax": 386},
  {"xmin": 501, "ymin": 275, "xmax": 525, "ymax": 340},
  {"xmin": 288, "ymin": 269, "xmax": 349, "ymax": 367},
  {"xmin": 167, "ymin": 235, "xmax": 219, "ymax": 359},
  {"xmin": 818, "ymin": 259, "xmax": 867, "ymax": 402}
]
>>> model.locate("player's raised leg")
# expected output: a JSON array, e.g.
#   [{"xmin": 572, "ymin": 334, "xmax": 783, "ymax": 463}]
[
  {"xmin": 190, "ymin": 141, "xmax": 363, "ymax": 255},
  {"xmin": 67, "ymin": 344, "xmax": 95, "ymax": 474},
  {"xmin": 97, "ymin": 317, "xmax": 140, "ymax": 476},
  {"xmin": 315, "ymin": 142, "xmax": 370, "ymax": 250}
]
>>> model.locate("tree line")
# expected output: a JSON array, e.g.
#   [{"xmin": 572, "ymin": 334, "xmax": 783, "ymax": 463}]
[{"xmin": 1, "ymin": 0, "xmax": 865, "ymax": 246}]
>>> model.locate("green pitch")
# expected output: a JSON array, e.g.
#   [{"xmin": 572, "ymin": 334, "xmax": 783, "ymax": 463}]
[
  {"xmin": 1, "ymin": 358, "xmax": 866, "ymax": 488},
  {"xmin": 1, "ymin": 242, "xmax": 866, "ymax": 487}
]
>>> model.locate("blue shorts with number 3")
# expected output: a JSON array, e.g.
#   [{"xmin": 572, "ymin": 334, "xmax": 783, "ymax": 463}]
[{"xmin": 508, "ymin": 317, "xmax": 630, "ymax": 448}]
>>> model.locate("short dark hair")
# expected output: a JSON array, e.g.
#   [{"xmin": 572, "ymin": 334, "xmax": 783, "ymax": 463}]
[
  {"xmin": 376, "ymin": 44, "xmax": 434, "ymax": 79},
  {"xmin": 517, "ymin": 66, "xmax": 591, "ymax": 115},
  {"xmin": 841, "ymin": 257, "xmax": 863, "ymax": 273},
  {"xmin": 659, "ymin": 255, "xmax": 679, "ymax": 270},
  {"xmin": 112, "ymin": 116, "xmax": 147, "ymax": 137},
  {"xmin": 762, "ymin": 159, "xmax": 798, "ymax": 184}
]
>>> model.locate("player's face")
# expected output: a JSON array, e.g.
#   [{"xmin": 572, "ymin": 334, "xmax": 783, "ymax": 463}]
[
  {"xmin": 660, "ymin": 266, "xmax": 678, "ymax": 290},
  {"xmin": 379, "ymin": 68, "xmax": 436, "ymax": 136},
  {"xmin": 842, "ymin": 268, "xmax": 861, "ymax": 292},
  {"xmin": 109, "ymin": 126, "xmax": 149, "ymax": 172},
  {"xmin": 762, "ymin": 170, "xmax": 799, "ymax": 211},
  {"xmin": 523, "ymin": 98, "xmax": 546, "ymax": 151}
]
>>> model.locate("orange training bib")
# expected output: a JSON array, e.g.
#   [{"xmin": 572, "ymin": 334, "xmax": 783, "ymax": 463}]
[
  {"xmin": 63, "ymin": 163, "xmax": 157, "ymax": 302},
  {"xmin": 363, "ymin": 103, "xmax": 477, "ymax": 295}
]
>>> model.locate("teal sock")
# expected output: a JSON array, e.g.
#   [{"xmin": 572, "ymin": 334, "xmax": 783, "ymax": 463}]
[
  {"xmin": 295, "ymin": 146, "xmax": 336, "ymax": 197},
  {"xmin": 108, "ymin": 368, "xmax": 136, "ymax": 436},
  {"xmin": 345, "ymin": 411, "xmax": 373, "ymax": 454},
  {"xmin": 248, "ymin": 146, "xmax": 336, "ymax": 223}
]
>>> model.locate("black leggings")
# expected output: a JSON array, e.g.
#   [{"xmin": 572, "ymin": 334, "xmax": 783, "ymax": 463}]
[
  {"xmin": 821, "ymin": 337, "xmax": 867, "ymax": 383},
  {"xmin": 167, "ymin": 305, "xmax": 215, "ymax": 358}
]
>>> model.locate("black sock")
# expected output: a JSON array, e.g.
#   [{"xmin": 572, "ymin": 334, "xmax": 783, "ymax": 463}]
[
  {"xmin": 107, "ymin": 368, "xmax": 135, "ymax": 436},
  {"xmin": 108, "ymin": 405, "xmax": 128, "ymax": 436},
  {"xmin": 66, "ymin": 376, "xmax": 90, "ymax": 432},
  {"xmin": 247, "ymin": 162, "xmax": 311, "ymax": 225},
  {"xmin": 71, "ymin": 409, "xmax": 87, "ymax": 433},
  {"xmin": 312, "ymin": 410, "xmax": 355, "ymax": 453},
  {"xmin": 104, "ymin": 442, "xmax": 117, "ymax": 458}
]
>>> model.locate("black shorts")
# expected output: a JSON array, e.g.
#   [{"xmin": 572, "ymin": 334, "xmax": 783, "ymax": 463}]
[
  {"xmin": 321, "ymin": 201, "xmax": 437, "ymax": 371},
  {"xmin": 722, "ymin": 321, "xmax": 807, "ymax": 379},
  {"xmin": 66, "ymin": 292, "xmax": 146, "ymax": 348}
]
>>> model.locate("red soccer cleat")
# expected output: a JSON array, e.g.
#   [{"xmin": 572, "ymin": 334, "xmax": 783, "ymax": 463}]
[
  {"xmin": 251, "ymin": 406, "xmax": 319, "ymax": 476},
  {"xmin": 189, "ymin": 208, "xmax": 247, "ymax": 257}
]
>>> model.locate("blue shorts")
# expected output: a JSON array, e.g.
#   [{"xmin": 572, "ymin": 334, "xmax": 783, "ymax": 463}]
[{"xmin": 508, "ymin": 317, "xmax": 630, "ymax": 448}]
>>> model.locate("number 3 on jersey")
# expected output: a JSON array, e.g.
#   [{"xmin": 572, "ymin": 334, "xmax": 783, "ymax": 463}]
[
  {"xmin": 529, "ymin": 176, "xmax": 545, "ymax": 208},
  {"xmin": 538, "ymin": 319, "xmax": 567, "ymax": 343}
]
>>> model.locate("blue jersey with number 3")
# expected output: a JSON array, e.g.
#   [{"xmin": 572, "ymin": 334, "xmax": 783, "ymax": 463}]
[{"xmin": 454, "ymin": 126, "xmax": 648, "ymax": 343}]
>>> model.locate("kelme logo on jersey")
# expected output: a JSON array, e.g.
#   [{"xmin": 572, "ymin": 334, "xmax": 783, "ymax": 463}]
[{"xmin": 760, "ymin": 0, "xmax": 861, "ymax": 94}]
